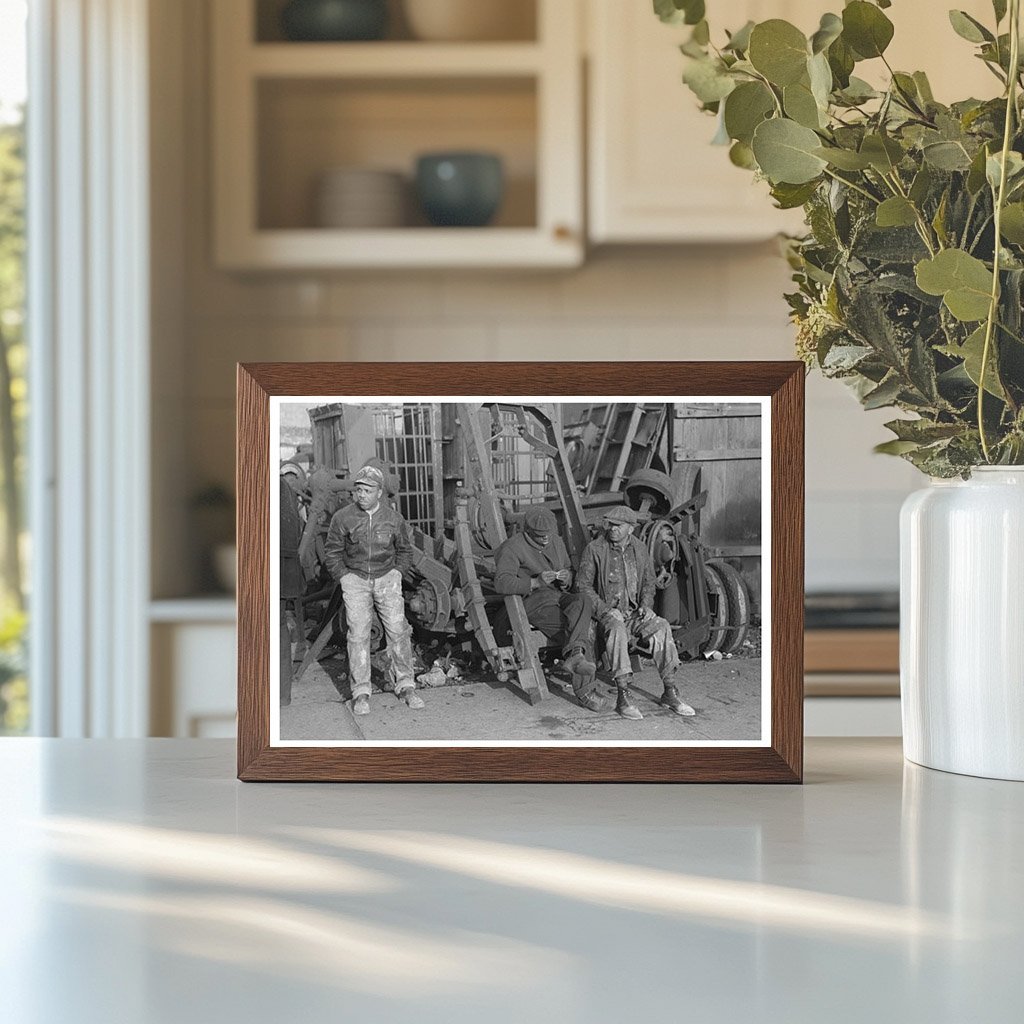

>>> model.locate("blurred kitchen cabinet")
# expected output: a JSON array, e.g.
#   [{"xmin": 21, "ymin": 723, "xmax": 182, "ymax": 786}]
[
  {"xmin": 586, "ymin": 0, "xmax": 995, "ymax": 244},
  {"xmin": 150, "ymin": 601, "xmax": 237, "ymax": 738},
  {"xmin": 587, "ymin": 0, "xmax": 810, "ymax": 243},
  {"xmin": 212, "ymin": 0, "xmax": 583, "ymax": 268},
  {"xmin": 587, "ymin": 0, "xmax": 824, "ymax": 243}
]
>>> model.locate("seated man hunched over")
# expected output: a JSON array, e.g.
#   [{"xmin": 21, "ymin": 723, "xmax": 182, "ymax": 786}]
[{"xmin": 492, "ymin": 506, "xmax": 605, "ymax": 712}]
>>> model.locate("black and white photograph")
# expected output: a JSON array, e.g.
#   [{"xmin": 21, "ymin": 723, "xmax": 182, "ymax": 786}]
[{"xmin": 271, "ymin": 396, "xmax": 770, "ymax": 746}]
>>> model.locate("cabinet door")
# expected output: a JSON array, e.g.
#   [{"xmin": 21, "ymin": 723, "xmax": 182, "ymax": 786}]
[
  {"xmin": 588, "ymin": 0, "xmax": 995, "ymax": 244},
  {"xmin": 588, "ymin": 0, "xmax": 812, "ymax": 243}
]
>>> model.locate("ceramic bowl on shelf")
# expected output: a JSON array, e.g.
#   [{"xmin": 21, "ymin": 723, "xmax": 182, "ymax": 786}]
[
  {"xmin": 280, "ymin": 0, "xmax": 388, "ymax": 42},
  {"xmin": 414, "ymin": 152, "xmax": 504, "ymax": 227},
  {"xmin": 315, "ymin": 167, "xmax": 408, "ymax": 228},
  {"xmin": 403, "ymin": 0, "xmax": 534, "ymax": 42}
]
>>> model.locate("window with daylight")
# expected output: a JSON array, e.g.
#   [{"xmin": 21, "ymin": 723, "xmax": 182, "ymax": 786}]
[{"xmin": 0, "ymin": 0, "xmax": 28, "ymax": 734}]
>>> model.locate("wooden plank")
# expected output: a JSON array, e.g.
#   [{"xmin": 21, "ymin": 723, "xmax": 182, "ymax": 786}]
[
  {"xmin": 674, "ymin": 448, "xmax": 762, "ymax": 461},
  {"xmin": 804, "ymin": 629, "xmax": 899, "ymax": 674}
]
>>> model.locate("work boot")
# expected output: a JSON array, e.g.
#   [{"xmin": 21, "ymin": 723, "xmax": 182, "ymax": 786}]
[
  {"xmin": 576, "ymin": 689, "xmax": 609, "ymax": 713},
  {"xmin": 616, "ymin": 677, "xmax": 643, "ymax": 721},
  {"xmin": 563, "ymin": 648, "xmax": 597, "ymax": 695},
  {"xmin": 660, "ymin": 684, "xmax": 696, "ymax": 717},
  {"xmin": 352, "ymin": 694, "xmax": 370, "ymax": 716},
  {"xmin": 397, "ymin": 686, "xmax": 425, "ymax": 710}
]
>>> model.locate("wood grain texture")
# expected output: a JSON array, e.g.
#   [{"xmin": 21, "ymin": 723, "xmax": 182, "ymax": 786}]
[{"xmin": 236, "ymin": 361, "xmax": 805, "ymax": 783}]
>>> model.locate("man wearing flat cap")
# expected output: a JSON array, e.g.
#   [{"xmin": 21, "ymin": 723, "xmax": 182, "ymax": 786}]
[
  {"xmin": 578, "ymin": 506, "xmax": 695, "ymax": 721},
  {"xmin": 492, "ymin": 506, "xmax": 604, "ymax": 711},
  {"xmin": 323, "ymin": 463, "xmax": 424, "ymax": 716}
]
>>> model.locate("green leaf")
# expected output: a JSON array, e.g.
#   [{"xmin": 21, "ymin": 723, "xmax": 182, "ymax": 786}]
[
  {"xmin": 909, "ymin": 164, "xmax": 933, "ymax": 205},
  {"xmin": 729, "ymin": 140, "xmax": 757, "ymax": 169},
  {"xmin": 932, "ymin": 190, "xmax": 950, "ymax": 247},
  {"xmin": 862, "ymin": 374, "xmax": 903, "ymax": 409},
  {"xmin": 1000, "ymin": 203, "xmax": 1024, "ymax": 245},
  {"xmin": 948, "ymin": 10, "xmax": 994, "ymax": 44},
  {"xmin": 993, "ymin": 0, "xmax": 1008, "ymax": 24},
  {"xmin": 967, "ymin": 144, "xmax": 991, "ymax": 194},
  {"xmin": 653, "ymin": 0, "xmax": 705, "ymax": 26},
  {"xmin": 784, "ymin": 80, "xmax": 824, "ymax": 129},
  {"xmin": 810, "ymin": 12, "xmax": 843, "ymax": 54},
  {"xmin": 808, "ymin": 51, "xmax": 833, "ymax": 109},
  {"xmin": 915, "ymin": 249, "xmax": 994, "ymax": 322},
  {"xmin": 723, "ymin": 81, "xmax": 775, "ymax": 144},
  {"xmin": 827, "ymin": 36, "xmax": 855, "ymax": 89},
  {"xmin": 876, "ymin": 197, "xmax": 918, "ymax": 228},
  {"xmin": 939, "ymin": 325, "xmax": 1006, "ymax": 398},
  {"xmin": 682, "ymin": 57, "xmax": 736, "ymax": 104},
  {"xmin": 874, "ymin": 439, "xmax": 922, "ymax": 455},
  {"xmin": 813, "ymin": 146, "xmax": 872, "ymax": 170},
  {"xmin": 751, "ymin": 118, "xmax": 828, "ymax": 184},
  {"xmin": 748, "ymin": 20, "xmax": 809, "ymax": 87},
  {"xmin": 691, "ymin": 19, "xmax": 710, "ymax": 45},
  {"xmin": 922, "ymin": 140, "xmax": 973, "ymax": 171},
  {"xmin": 913, "ymin": 71, "xmax": 935, "ymax": 104},
  {"xmin": 860, "ymin": 133, "xmax": 904, "ymax": 173},
  {"xmin": 842, "ymin": 1, "xmax": 895, "ymax": 59},
  {"xmin": 770, "ymin": 180, "xmax": 820, "ymax": 209},
  {"xmin": 986, "ymin": 150, "xmax": 1024, "ymax": 191},
  {"xmin": 724, "ymin": 20, "xmax": 755, "ymax": 53},
  {"xmin": 884, "ymin": 418, "xmax": 963, "ymax": 443}
]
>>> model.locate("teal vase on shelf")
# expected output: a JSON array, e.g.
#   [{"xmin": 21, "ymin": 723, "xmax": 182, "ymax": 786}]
[{"xmin": 280, "ymin": 0, "xmax": 388, "ymax": 42}]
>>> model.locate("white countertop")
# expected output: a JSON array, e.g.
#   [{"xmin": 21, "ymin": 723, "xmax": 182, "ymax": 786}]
[{"xmin": 1, "ymin": 738, "xmax": 1021, "ymax": 1023}]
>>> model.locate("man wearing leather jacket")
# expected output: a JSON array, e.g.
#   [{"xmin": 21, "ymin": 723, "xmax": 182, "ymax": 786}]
[
  {"xmin": 323, "ymin": 464, "xmax": 424, "ymax": 716},
  {"xmin": 578, "ymin": 505, "xmax": 696, "ymax": 721}
]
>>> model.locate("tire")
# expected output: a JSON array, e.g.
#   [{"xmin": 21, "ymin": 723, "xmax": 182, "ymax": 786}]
[
  {"xmin": 702, "ymin": 563, "xmax": 729, "ymax": 655},
  {"xmin": 713, "ymin": 562, "xmax": 751, "ymax": 655}
]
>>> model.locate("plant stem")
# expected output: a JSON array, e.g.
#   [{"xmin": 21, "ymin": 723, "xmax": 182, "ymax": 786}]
[
  {"xmin": 979, "ymin": 0, "xmax": 1021, "ymax": 462},
  {"xmin": 884, "ymin": 171, "xmax": 938, "ymax": 255},
  {"xmin": 822, "ymin": 167, "xmax": 880, "ymax": 205}
]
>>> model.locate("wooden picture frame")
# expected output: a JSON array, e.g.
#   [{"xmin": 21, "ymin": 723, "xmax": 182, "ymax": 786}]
[{"xmin": 237, "ymin": 362, "xmax": 804, "ymax": 782}]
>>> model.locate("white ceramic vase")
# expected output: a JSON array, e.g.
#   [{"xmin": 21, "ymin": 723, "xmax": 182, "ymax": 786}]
[{"xmin": 900, "ymin": 467, "xmax": 1024, "ymax": 781}]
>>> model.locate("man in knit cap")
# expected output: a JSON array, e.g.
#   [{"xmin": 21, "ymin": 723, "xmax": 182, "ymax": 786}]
[
  {"xmin": 578, "ymin": 506, "xmax": 695, "ymax": 721},
  {"xmin": 493, "ymin": 506, "xmax": 604, "ymax": 711},
  {"xmin": 323, "ymin": 463, "xmax": 424, "ymax": 716}
]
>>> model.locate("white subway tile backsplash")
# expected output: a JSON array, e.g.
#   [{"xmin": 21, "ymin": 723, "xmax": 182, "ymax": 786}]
[
  {"xmin": 558, "ymin": 251, "xmax": 726, "ymax": 320},
  {"xmin": 442, "ymin": 272, "xmax": 562, "ymax": 320},
  {"xmin": 326, "ymin": 275, "xmax": 445, "ymax": 320}
]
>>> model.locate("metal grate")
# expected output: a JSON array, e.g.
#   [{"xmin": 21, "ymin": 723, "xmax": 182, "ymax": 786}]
[
  {"xmin": 372, "ymin": 404, "xmax": 441, "ymax": 534},
  {"xmin": 489, "ymin": 407, "xmax": 553, "ymax": 509}
]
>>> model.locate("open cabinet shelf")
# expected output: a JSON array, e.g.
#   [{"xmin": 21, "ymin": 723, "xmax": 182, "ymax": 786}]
[{"xmin": 212, "ymin": 0, "xmax": 582, "ymax": 269}]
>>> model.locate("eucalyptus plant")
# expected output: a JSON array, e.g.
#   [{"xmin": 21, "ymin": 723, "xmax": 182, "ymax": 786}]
[{"xmin": 657, "ymin": 0, "xmax": 1024, "ymax": 475}]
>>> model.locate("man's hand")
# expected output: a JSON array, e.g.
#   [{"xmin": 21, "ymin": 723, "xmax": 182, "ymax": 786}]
[
  {"xmin": 554, "ymin": 569, "xmax": 572, "ymax": 587},
  {"xmin": 539, "ymin": 570, "xmax": 560, "ymax": 586}
]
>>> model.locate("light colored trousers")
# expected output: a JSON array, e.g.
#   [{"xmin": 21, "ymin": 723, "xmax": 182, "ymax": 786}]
[
  {"xmin": 339, "ymin": 569, "xmax": 416, "ymax": 699},
  {"xmin": 600, "ymin": 609, "xmax": 680, "ymax": 685}
]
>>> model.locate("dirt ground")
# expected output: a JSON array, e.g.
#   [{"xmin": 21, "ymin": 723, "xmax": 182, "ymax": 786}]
[{"xmin": 280, "ymin": 655, "xmax": 764, "ymax": 743}]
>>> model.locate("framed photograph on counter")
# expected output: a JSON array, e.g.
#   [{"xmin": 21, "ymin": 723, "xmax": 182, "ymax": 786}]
[{"xmin": 237, "ymin": 362, "xmax": 804, "ymax": 781}]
